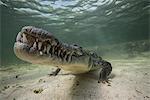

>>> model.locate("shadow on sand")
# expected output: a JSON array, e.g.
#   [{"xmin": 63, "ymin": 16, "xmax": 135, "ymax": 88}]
[{"xmin": 60, "ymin": 71, "xmax": 115, "ymax": 100}]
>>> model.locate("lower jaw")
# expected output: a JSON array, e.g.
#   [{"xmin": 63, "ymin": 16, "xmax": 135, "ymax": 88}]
[
  {"xmin": 14, "ymin": 42, "xmax": 52, "ymax": 64},
  {"xmin": 14, "ymin": 42, "xmax": 37, "ymax": 62}
]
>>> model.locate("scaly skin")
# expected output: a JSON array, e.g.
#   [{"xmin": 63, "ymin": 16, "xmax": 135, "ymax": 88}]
[{"xmin": 14, "ymin": 26, "xmax": 112, "ymax": 83}]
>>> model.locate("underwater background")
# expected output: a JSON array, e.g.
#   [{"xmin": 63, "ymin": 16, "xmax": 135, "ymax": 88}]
[
  {"xmin": 0, "ymin": 0, "xmax": 149, "ymax": 66},
  {"xmin": 0, "ymin": 1, "xmax": 150, "ymax": 100}
]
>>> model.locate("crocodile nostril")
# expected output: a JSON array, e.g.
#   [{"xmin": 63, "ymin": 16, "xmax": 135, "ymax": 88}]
[{"xmin": 25, "ymin": 29, "xmax": 28, "ymax": 32}]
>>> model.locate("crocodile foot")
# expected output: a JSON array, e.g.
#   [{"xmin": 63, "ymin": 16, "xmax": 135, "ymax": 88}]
[{"xmin": 48, "ymin": 68, "xmax": 61, "ymax": 76}]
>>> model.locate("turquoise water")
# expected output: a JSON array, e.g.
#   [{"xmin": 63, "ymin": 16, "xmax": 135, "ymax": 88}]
[
  {"xmin": 0, "ymin": 1, "xmax": 150, "ymax": 100},
  {"xmin": 0, "ymin": 0, "xmax": 149, "ymax": 66}
]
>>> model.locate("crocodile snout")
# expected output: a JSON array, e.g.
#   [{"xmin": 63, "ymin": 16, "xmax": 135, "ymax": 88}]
[{"xmin": 14, "ymin": 26, "xmax": 59, "ymax": 64}]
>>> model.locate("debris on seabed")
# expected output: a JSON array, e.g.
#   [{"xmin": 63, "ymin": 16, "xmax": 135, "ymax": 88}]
[{"xmin": 33, "ymin": 88, "xmax": 44, "ymax": 94}]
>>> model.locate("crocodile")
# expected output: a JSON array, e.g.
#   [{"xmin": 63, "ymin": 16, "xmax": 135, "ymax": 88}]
[{"xmin": 14, "ymin": 26, "xmax": 112, "ymax": 83}]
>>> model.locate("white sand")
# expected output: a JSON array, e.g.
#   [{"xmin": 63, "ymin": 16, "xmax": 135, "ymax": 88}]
[{"xmin": 0, "ymin": 59, "xmax": 150, "ymax": 100}]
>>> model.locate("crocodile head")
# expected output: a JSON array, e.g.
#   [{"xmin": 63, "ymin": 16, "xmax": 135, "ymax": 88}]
[{"xmin": 14, "ymin": 26, "xmax": 59, "ymax": 64}]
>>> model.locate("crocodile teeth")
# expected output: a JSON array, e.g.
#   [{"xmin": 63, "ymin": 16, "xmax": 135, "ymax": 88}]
[
  {"xmin": 68, "ymin": 52, "xmax": 73, "ymax": 62},
  {"xmin": 47, "ymin": 44, "xmax": 51, "ymax": 54},
  {"xmin": 57, "ymin": 50, "xmax": 61, "ymax": 57},
  {"xmin": 64, "ymin": 54, "xmax": 68, "ymax": 61},
  {"xmin": 32, "ymin": 42, "xmax": 37, "ymax": 49},
  {"xmin": 39, "ymin": 51, "xmax": 43, "ymax": 55},
  {"xmin": 22, "ymin": 33, "xmax": 28, "ymax": 43},
  {"xmin": 38, "ymin": 42, "xmax": 42, "ymax": 50},
  {"xmin": 43, "ymin": 45, "xmax": 47, "ymax": 53},
  {"xmin": 29, "ymin": 42, "xmax": 37, "ymax": 53},
  {"xmin": 52, "ymin": 46, "xmax": 55, "ymax": 55}
]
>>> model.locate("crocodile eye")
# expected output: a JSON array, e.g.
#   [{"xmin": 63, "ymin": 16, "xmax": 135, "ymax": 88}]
[
  {"xmin": 99, "ymin": 56, "xmax": 102, "ymax": 60},
  {"xmin": 94, "ymin": 61, "xmax": 100, "ymax": 66},
  {"xmin": 98, "ymin": 61, "xmax": 103, "ymax": 65}
]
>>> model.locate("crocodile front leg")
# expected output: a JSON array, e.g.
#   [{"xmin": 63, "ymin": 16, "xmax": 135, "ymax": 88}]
[
  {"xmin": 98, "ymin": 60, "xmax": 112, "ymax": 83},
  {"xmin": 48, "ymin": 67, "xmax": 61, "ymax": 76}
]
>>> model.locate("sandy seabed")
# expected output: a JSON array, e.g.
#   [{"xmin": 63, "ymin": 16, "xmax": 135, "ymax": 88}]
[{"xmin": 0, "ymin": 58, "xmax": 150, "ymax": 100}]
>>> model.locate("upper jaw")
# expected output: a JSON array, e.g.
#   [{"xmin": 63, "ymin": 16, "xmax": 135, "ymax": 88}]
[
  {"xmin": 14, "ymin": 26, "xmax": 59, "ymax": 57},
  {"xmin": 20, "ymin": 26, "xmax": 58, "ymax": 42}
]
